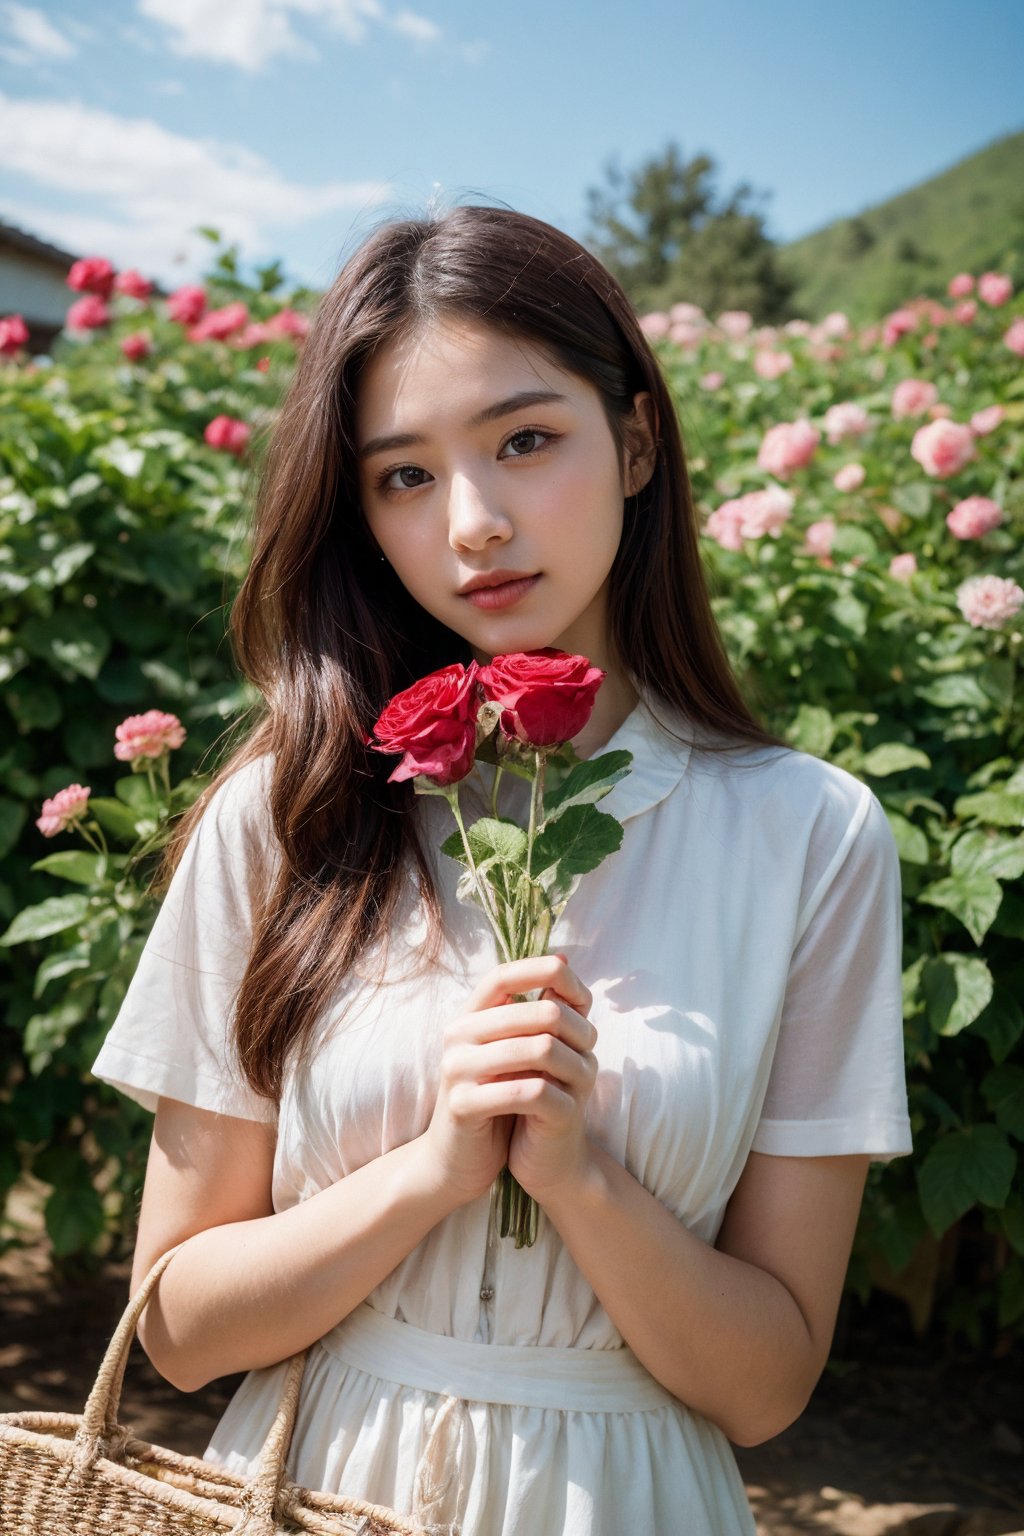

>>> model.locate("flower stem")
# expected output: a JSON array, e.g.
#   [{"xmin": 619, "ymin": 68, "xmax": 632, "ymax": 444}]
[{"xmin": 445, "ymin": 787, "xmax": 513, "ymax": 963}]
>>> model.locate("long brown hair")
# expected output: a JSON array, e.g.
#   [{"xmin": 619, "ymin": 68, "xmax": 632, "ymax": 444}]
[{"xmin": 152, "ymin": 200, "xmax": 791, "ymax": 1108}]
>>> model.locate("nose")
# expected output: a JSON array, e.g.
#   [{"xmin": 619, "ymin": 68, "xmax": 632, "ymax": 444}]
[{"xmin": 446, "ymin": 470, "xmax": 513, "ymax": 552}]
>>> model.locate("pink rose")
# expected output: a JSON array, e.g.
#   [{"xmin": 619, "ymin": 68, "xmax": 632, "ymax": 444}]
[
  {"xmin": 883, "ymin": 309, "xmax": 918, "ymax": 347},
  {"xmin": 928, "ymin": 404, "xmax": 953, "ymax": 420},
  {"xmin": 978, "ymin": 272, "xmax": 1013, "ymax": 307},
  {"xmin": 167, "ymin": 285, "xmax": 207, "ymax": 325},
  {"xmin": 707, "ymin": 485, "xmax": 794, "ymax": 549},
  {"xmin": 265, "ymin": 307, "xmax": 310, "ymax": 340},
  {"xmin": 824, "ymin": 402, "xmax": 870, "ymax": 444},
  {"xmin": 833, "ymin": 463, "xmax": 866, "ymax": 492},
  {"xmin": 114, "ymin": 269, "xmax": 154, "ymax": 300},
  {"xmin": 66, "ymin": 295, "xmax": 109, "ymax": 331},
  {"xmin": 784, "ymin": 319, "xmax": 812, "ymax": 337},
  {"xmin": 804, "ymin": 518, "xmax": 836, "ymax": 558},
  {"xmin": 946, "ymin": 496, "xmax": 1003, "ymax": 540},
  {"xmin": 256, "ymin": 356, "xmax": 271, "ymax": 373},
  {"xmin": 953, "ymin": 301, "xmax": 977, "ymax": 325},
  {"xmin": 892, "ymin": 379, "xmax": 938, "ymax": 419},
  {"xmin": 478, "ymin": 649, "xmax": 605, "ymax": 748},
  {"xmin": 820, "ymin": 312, "xmax": 851, "ymax": 338},
  {"xmin": 757, "ymin": 419, "xmax": 820, "ymax": 478},
  {"xmin": 1004, "ymin": 318, "xmax": 1024, "ymax": 358},
  {"xmin": 970, "ymin": 406, "xmax": 1005, "ymax": 436},
  {"xmin": 669, "ymin": 321, "xmax": 704, "ymax": 350},
  {"xmin": 114, "ymin": 709, "xmax": 187, "ymax": 761},
  {"xmin": 187, "ymin": 301, "xmax": 249, "ymax": 343},
  {"xmin": 700, "ymin": 372, "xmax": 725, "ymax": 391},
  {"xmin": 753, "ymin": 350, "xmax": 793, "ymax": 379},
  {"xmin": 67, "ymin": 257, "xmax": 115, "ymax": 300},
  {"xmin": 36, "ymin": 783, "xmax": 91, "ymax": 838},
  {"xmin": 947, "ymin": 273, "xmax": 975, "ymax": 298},
  {"xmin": 889, "ymin": 552, "xmax": 917, "ymax": 581},
  {"xmin": 368, "ymin": 662, "xmax": 481, "ymax": 784},
  {"xmin": 0, "ymin": 313, "xmax": 30, "ymax": 356},
  {"xmin": 717, "ymin": 310, "xmax": 753, "ymax": 339},
  {"xmin": 639, "ymin": 312, "xmax": 671, "ymax": 339},
  {"xmin": 956, "ymin": 575, "xmax": 1024, "ymax": 630},
  {"xmin": 670, "ymin": 302, "xmax": 705, "ymax": 324},
  {"xmin": 910, "ymin": 419, "xmax": 976, "ymax": 478},
  {"xmin": 204, "ymin": 415, "xmax": 251, "ymax": 455},
  {"xmin": 120, "ymin": 332, "xmax": 152, "ymax": 362},
  {"xmin": 229, "ymin": 321, "xmax": 274, "ymax": 349}
]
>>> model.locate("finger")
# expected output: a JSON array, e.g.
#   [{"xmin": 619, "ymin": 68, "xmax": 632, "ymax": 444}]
[
  {"xmin": 469, "ymin": 955, "xmax": 592, "ymax": 1014},
  {"xmin": 460, "ymin": 1075, "xmax": 577, "ymax": 1124},
  {"xmin": 456, "ymin": 998, "xmax": 597, "ymax": 1054},
  {"xmin": 464, "ymin": 1034, "xmax": 595, "ymax": 1092}
]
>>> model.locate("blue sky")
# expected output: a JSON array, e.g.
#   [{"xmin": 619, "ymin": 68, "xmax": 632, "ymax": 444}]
[{"xmin": 0, "ymin": 0, "xmax": 1021, "ymax": 298}]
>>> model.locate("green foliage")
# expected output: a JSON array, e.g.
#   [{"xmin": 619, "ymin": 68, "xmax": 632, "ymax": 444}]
[
  {"xmin": 584, "ymin": 140, "xmax": 797, "ymax": 322},
  {"xmin": 779, "ymin": 129, "xmax": 1024, "ymax": 322}
]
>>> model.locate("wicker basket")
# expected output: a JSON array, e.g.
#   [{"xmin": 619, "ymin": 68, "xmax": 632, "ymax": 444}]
[{"xmin": 0, "ymin": 1243, "xmax": 437, "ymax": 1535}]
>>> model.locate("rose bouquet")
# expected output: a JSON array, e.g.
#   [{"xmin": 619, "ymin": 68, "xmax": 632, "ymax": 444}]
[{"xmin": 367, "ymin": 649, "xmax": 633, "ymax": 1246}]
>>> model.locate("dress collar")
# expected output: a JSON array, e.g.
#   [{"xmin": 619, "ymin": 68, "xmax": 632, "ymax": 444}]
[{"xmin": 585, "ymin": 683, "xmax": 693, "ymax": 824}]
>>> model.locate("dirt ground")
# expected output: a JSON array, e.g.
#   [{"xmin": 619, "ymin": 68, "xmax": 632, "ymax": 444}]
[{"xmin": 1, "ymin": 1184, "xmax": 1022, "ymax": 1536}]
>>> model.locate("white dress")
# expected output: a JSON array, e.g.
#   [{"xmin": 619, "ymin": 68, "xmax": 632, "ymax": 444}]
[{"xmin": 90, "ymin": 686, "xmax": 913, "ymax": 1536}]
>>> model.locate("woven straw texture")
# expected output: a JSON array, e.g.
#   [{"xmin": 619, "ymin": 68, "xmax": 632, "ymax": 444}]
[{"xmin": 0, "ymin": 1243, "xmax": 441, "ymax": 1535}]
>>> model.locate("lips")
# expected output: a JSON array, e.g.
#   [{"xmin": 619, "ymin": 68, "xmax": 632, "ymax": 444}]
[
  {"xmin": 461, "ymin": 573, "xmax": 542, "ymax": 610},
  {"xmin": 458, "ymin": 570, "xmax": 539, "ymax": 595}
]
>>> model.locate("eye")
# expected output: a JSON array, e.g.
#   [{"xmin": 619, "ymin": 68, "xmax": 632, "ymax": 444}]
[{"xmin": 372, "ymin": 426, "xmax": 557, "ymax": 498}]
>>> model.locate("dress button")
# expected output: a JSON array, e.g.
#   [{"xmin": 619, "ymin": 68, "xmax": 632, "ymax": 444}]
[{"xmin": 479, "ymin": 1285, "xmax": 494, "ymax": 1302}]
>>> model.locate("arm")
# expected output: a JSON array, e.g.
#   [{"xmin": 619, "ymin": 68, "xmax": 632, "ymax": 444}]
[
  {"xmin": 540, "ymin": 1145, "xmax": 870, "ymax": 1447},
  {"xmin": 133, "ymin": 1096, "xmax": 461, "ymax": 1393}
]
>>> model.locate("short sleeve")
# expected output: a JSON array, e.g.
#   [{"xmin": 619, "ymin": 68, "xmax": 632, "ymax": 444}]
[
  {"xmin": 89, "ymin": 754, "xmax": 279, "ymax": 1124},
  {"xmin": 751, "ymin": 777, "xmax": 913, "ymax": 1163}
]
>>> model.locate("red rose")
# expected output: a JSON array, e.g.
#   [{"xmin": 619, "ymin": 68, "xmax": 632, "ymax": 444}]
[
  {"xmin": 67, "ymin": 256, "xmax": 116, "ymax": 300},
  {"xmin": 477, "ymin": 649, "xmax": 605, "ymax": 747},
  {"xmin": 204, "ymin": 415, "xmax": 251, "ymax": 455},
  {"xmin": 369, "ymin": 662, "xmax": 481, "ymax": 785}
]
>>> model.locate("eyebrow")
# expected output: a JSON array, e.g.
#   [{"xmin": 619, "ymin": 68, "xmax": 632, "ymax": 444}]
[{"xmin": 357, "ymin": 389, "xmax": 571, "ymax": 460}]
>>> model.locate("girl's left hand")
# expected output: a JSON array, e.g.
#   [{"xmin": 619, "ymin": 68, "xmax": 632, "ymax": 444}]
[{"xmin": 505, "ymin": 955, "xmax": 599, "ymax": 1203}]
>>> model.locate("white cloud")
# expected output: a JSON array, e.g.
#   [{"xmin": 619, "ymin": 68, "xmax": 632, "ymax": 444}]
[
  {"xmin": 459, "ymin": 38, "xmax": 489, "ymax": 65},
  {"xmin": 0, "ymin": 91, "xmax": 394, "ymax": 283},
  {"xmin": 387, "ymin": 9, "xmax": 440, "ymax": 44},
  {"xmin": 1, "ymin": 3, "xmax": 76, "ymax": 61}
]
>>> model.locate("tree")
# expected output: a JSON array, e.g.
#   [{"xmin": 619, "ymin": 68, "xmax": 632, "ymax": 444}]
[{"xmin": 584, "ymin": 140, "xmax": 797, "ymax": 323}]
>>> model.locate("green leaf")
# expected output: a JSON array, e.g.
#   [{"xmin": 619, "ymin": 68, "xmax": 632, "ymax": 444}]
[
  {"xmin": 785, "ymin": 704, "xmax": 835, "ymax": 756},
  {"xmin": 830, "ymin": 525, "xmax": 877, "ymax": 561},
  {"xmin": 918, "ymin": 1125, "xmax": 1017, "ymax": 1235},
  {"xmin": 918, "ymin": 674, "xmax": 994, "ymax": 711},
  {"xmin": 87, "ymin": 796, "xmax": 145, "ymax": 841},
  {"xmin": 922, "ymin": 953, "xmax": 994, "ymax": 1036},
  {"xmin": 860, "ymin": 743, "xmax": 931, "ymax": 776},
  {"xmin": 45, "ymin": 1176, "xmax": 106, "ymax": 1257},
  {"xmin": 115, "ymin": 774, "xmax": 164, "ymax": 813},
  {"xmin": 951, "ymin": 830, "xmax": 1024, "ymax": 882},
  {"xmin": 30, "ymin": 849, "xmax": 106, "ymax": 886},
  {"xmin": 954, "ymin": 790, "xmax": 1024, "ymax": 829},
  {"xmin": 981, "ymin": 1066, "xmax": 1024, "ymax": 1140},
  {"xmin": 465, "ymin": 817, "xmax": 530, "ymax": 869},
  {"xmin": 974, "ymin": 991, "xmax": 1024, "ymax": 1065},
  {"xmin": 19, "ymin": 609, "xmax": 111, "ymax": 681},
  {"xmin": 49, "ymin": 541, "xmax": 95, "ymax": 587},
  {"xmin": 979, "ymin": 658, "xmax": 1016, "ymax": 713},
  {"xmin": 885, "ymin": 811, "xmax": 929, "ymax": 865},
  {"xmin": 891, "ymin": 482, "xmax": 932, "ymax": 519},
  {"xmin": 917, "ymin": 873, "xmax": 1003, "ymax": 945},
  {"xmin": 828, "ymin": 591, "xmax": 868, "ymax": 637},
  {"xmin": 542, "ymin": 749, "xmax": 632, "ymax": 820},
  {"xmin": 0, "ymin": 796, "xmax": 26, "ymax": 859},
  {"xmin": 531, "ymin": 803, "xmax": 624, "ymax": 888},
  {"xmin": 0, "ymin": 893, "xmax": 91, "ymax": 946},
  {"xmin": 34, "ymin": 942, "xmax": 91, "ymax": 997}
]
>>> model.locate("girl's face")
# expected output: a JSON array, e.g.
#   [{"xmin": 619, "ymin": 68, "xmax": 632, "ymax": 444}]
[{"xmin": 355, "ymin": 315, "xmax": 657, "ymax": 671}]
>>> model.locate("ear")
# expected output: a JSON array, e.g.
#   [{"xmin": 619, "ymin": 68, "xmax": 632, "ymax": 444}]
[{"xmin": 624, "ymin": 390, "xmax": 660, "ymax": 497}]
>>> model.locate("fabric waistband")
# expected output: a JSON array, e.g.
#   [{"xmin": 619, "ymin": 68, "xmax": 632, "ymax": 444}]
[{"xmin": 317, "ymin": 1302, "xmax": 678, "ymax": 1413}]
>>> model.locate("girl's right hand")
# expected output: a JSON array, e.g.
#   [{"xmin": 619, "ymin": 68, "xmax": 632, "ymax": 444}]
[{"xmin": 418, "ymin": 953, "xmax": 594, "ymax": 1209}]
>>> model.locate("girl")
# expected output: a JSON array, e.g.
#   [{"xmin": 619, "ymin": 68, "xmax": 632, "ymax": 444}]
[{"xmin": 90, "ymin": 201, "xmax": 913, "ymax": 1536}]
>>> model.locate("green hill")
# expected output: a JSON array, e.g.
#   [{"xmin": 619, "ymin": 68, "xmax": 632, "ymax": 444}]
[{"xmin": 778, "ymin": 129, "xmax": 1024, "ymax": 322}]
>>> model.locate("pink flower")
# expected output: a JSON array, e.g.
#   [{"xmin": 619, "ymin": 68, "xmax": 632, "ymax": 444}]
[
  {"xmin": 120, "ymin": 332, "xmax": 152, "ymax": 362},
  {"xmin": 67, "ymin": 257, "xmax": 115, "ymax": 300},
  {"xmin": 970, "ymin": 405, "xmax": 1005, "ymax": 436},
  {"xmin": 928, "ymin": 403, "xmax": 953, "ymax": 420},
  {"xmin": 891, "ymin": 379, "xmax": 938, "ymax": 419},
  {"xmin": 784, "ymin": 319, "xmax": 812, "ymax": 337},
  {"xmin": 833, "ymin": 463, "xmax": 866, "ymax": 492},
  {"xmin": 978, "ymin": 272, "xmax": 1013, "ymax": 307},
  {"xmin": 823, "ymin": 402, "xmax": 870, "ymax": 444},
  {"xmin": 820, "ymin": 312, "xmax": 851, "ymax": 338},
  {"xmin": 1004, "ymin": 318, "xmax": 1024, "ymax": 358},
  {"xmin": 699, "ymin": 372, "xmax": 725, "ymax": 391},
  {"xmin": 910, "ymin": 419, "xmax": 977, "ymax": 478},
  {"xmin": 114, "ymin": 269, "xmax": 154, "ymax": 300},
  {"xmin": 66, "ymin": 295, "xmax": 109, "ymax": 331},
  {"xmin": 883, "ymin": 308, "xmax": 918, "ymax": 347},
  {"xmin": 946, "ymin": 496, "xmax": 1004, "ymax": 540},
  {"xmin": 804, "ymin": 518, "xmax": 836, "ymax": 557},
  {"xmin": 114, "ymin": 709, "xmax": 187, "ymax": 761},
  {"xmin": 889, "ymin": 552, "xmax": 917, "ymax": 581},
  {"xmin": 167, "ymin": 284, "xmax": 207, "ymax": 325},
  {"xmin": 0, "ymin": 313, "xmax": 29, "ymax": 356},
  {"xmin": 670, "ymin": 301, "xmax": 706, "ymax": 324},
  {"xmin": 639, "ymin": 312, "xmax": 671, "ymax": 339},
  {"xmin": 947, "ymin": 273, "xmax": 975, "ymax": 298},
  {"xmin": 707, "ymin": 485, "xmax": 794, "ymax": 549},
  {"xmin": 717, "ymin": 310, "xmax": 753, "ymax": 339},
  {"xmin": 265, "ymin": 307, "xmax": 310, "ymax": 340},
  {"xmin": 36, "ymin": 783, "xmax": 91, "ymax": 838},
  {"xmin": 669, "ymin": 321, "xmax": 704, "ymax": 350},
  {"xmin": 229, "ymin": 321, "xmax": 274, "ymax": 349},
  {"xmin": 757, "ymin": 419, "xmax": 820, "ymax": 478},
  {"xmin": 753, "ymin": 350, "xmax": 793, "ymax": 379},
  {"xmin": 187, "ymin": 301, "xmax": 249, "ymax": 343},
  {"xmin": 256, "ymin": 355, "xmax": 271, "ymax": 373},
  {"xmin": 204, "ymin": 415, "xmax": 251, "ymax": 455},
  {"xmin": 953, "ymin": 301, "xmax": 977, "ymax": 325},
  {"xmin": 956, "ymin": 575, "xmax": 1024, "ymax": 630}
]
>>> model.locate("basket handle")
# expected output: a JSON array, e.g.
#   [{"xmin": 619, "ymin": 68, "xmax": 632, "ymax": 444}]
[{"xmin": 72, "ymin": 1240, "xmax": 312, "ymax": 1530}]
